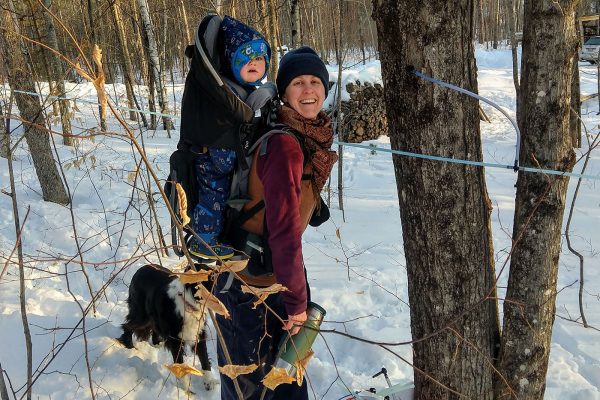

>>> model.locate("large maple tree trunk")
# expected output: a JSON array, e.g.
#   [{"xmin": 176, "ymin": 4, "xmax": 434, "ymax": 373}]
[
  {"xmin": 372, "ymin": 1, "xmax": 500, "ymax": 399},
  {"xmin": 496, "ymin": 1, "xmax": 579, "ymax": 399}
]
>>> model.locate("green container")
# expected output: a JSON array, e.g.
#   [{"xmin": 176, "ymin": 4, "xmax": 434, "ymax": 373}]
[{"xmin": 275, "ymin": 302, "xmax": 326, "ymax": 375}]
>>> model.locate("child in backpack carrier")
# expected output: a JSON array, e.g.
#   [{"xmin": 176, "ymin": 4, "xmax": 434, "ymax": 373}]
[{"xmin": 188, "ymin": 16, "xmax": 271, "ymax": 260}]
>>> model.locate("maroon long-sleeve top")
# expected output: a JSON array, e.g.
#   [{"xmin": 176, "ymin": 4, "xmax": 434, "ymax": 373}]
[{"xmin": 256, "ymin": 133, "xmax": 307, "ymax": 317}]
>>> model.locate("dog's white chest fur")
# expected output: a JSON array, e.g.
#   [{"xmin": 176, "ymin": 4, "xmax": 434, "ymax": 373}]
[{"xmin": 167, "ymin": 280, "xmax": 206, "ymax": 344}]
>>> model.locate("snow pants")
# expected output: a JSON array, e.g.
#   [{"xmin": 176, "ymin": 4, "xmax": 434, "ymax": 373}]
[
  {"xmin": 192, "ymin": 148, "xmax": 236, "ymax": 239},
  {"xmin": 214, "ymin": 274, "xmax": 309, "ymax": 400}
]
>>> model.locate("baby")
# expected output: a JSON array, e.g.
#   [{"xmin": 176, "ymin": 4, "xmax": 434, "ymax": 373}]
[{"xmin": 189, "ymin": 16, "xmax": 271, "ymax": 260}]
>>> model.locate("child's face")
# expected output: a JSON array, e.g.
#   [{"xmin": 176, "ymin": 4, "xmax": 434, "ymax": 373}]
[{"xmin": 239, "ymin": 56, "xmax": 266, "ymax": 84}]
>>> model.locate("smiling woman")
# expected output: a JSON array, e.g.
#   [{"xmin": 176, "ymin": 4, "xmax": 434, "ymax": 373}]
[{"xmin": 213, "ymin": 46, "xmax": 338, "ymax": 400}]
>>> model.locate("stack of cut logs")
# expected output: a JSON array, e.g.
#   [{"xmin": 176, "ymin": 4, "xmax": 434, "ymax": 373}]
[{"xmin": 339, "ymin": 80, "xmax": 388, "ymax": 143}]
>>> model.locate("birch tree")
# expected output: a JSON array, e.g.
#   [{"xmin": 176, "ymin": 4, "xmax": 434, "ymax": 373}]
[
  {"xmin": 137, "ymin": 0, "xmax": 174, "ymax": 131},
  {"xmin": 290, "ymin": 0, "xmax": 301, "ymax": 48}
]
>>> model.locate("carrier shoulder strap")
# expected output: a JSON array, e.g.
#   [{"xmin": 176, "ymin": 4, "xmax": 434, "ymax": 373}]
[{"xmin": 237, "ymin": 127, "xmax": 317, "ymax": 237}]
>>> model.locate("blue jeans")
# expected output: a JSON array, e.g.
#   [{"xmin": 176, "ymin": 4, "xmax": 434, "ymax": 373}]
[{"xmin": 215, "ymin": 274, "xmax": 309, "ymax": 400}]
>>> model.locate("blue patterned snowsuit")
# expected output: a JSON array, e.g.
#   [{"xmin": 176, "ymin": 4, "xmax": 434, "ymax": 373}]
[
  {"xmin": 190, "ymin": 15, "xmax": 270, "ymax": 248},
  {"xmin": 191, "ymin": 148, "xmax": 236, "ymax": 241}
]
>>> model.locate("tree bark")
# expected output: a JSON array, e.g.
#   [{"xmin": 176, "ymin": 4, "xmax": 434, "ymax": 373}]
[
  {"xmin": 0, "ymin": 359, "xmax": 9, "ymax": 400},
  {"xmin": 41, "ymin": 0, "xmax": 73, "ymax": 146},
  {"xmin": 508, "ymin": 0, "xmax": 520, "ymax": 93},
  {"xmin": 264, "ymin": 0, "xmax": 280, "ymax": 82},
  {"xmin": 86, "ymin": 0, "xmax": 107, "ymax": 132},
  {"xmin": 1, "ymin": 3, "xmax": 70, "ymax": 205},
  {"xmin": 179, "ymin": 0, "xmax": 191, "ymax": 44},
  {"xmin": 137, "ymin": 0, "xmax": 174, "ymax": 130},
  {"xmin": 112, "ymin": 0, "xmax": 139, "ymax": 123},
  {"xmin": 290, "ymin": 0, "xmax": 301, "ymax": 48},
  {"xmin": 571, "ymin": 52, "xmax": 581, "ymax": 148},
  {"xmin": 496, "ymin": 1, "xmax": 579, "ymax": 399},
  {"xmin": 0, "ymin": 98, "xmax": 8, "ymax": 159},
  {"xmin": 372, "ymin": 1, "xmax": 500, "ymax": 399}
]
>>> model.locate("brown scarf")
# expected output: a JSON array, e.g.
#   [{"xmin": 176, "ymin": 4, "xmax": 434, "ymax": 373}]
[{"xmin": 278, "ymin": 104, "xmax": 338, "ymax": 194}]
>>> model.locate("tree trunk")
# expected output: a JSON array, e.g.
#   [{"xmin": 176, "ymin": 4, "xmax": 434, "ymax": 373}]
[
  {"xmin": 334, "ymin": 0, "xmax": 345, "ymax": 218},
  {"xmin": 111, "ymin": 0, "xmax": 136, "ymax": 122},
  {"xmin": 86, "ymin": 0, "xmax": 107, "ymax": 132},
  {"xmin": 179, "ymin": 0, "xmax": 191, "ymax": 44},
  {"xmin": 264, "ymin": 0, "xmax": 279, "ymax": 82},
  {"xmin": 24, "ymin": 0, "xmax": 58, "ymax": 122},
  {"xmin": 571, "ymin": 52, "xmax": 581, "ymax": 148},
  {"xmin": 315, "ymin": 1, "xmax": 328, "ymax": 62},
  {"xmin": 479, "ymin": 0, "xmax": 487, "ymax": 44},
  {"xmin": 496, "ymin": 1, "xmax": 579, "ymax": 398},
  {"xmin": 290, "ymin": 0, "xmax": 301, "ymax": 48},
  {"xmin": 0, "ymin": 359, "xmax": 9, "ymax": 400},
  {"xmin": 372, "ymin": 1, "xmax": 500, "ymax": 399},
  {"xmin": 0, "ymin": 99, "xmax": 8, "ymax": 159},
  {"xmin": 131, "ymin": 0, "xmax": 149, "ymax": 87},
  {"xmin": 137, "ymin": 0, "xmax": 174, "ymax": 130},
  {"xmin": 508, "ymin": 0, "xmax": 520, "ymax": 93},
  {"xmin": 41, "ymin": 0, "xmax": 73, "ymax": 146},
  {"xmin": 1, "ymin": 3, "xmax": 70, "ymax": 205},
  {"xmin": 148, "ymin": 63, "xmax": 157, "ymax": 129}
]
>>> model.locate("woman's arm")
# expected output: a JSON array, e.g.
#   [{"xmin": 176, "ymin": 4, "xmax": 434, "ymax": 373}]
[{"xmin": 257, "ymin": 133, "xmax": 307, "ymax": 318}]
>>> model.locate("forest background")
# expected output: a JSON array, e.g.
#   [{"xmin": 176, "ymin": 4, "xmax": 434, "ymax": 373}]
[{"xmin": 2, "ymin": 0, "xmax": 600, "ymax": 400}]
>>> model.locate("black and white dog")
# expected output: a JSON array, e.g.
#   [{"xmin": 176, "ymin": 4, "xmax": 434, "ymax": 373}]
[{"xmin": 117, "ymin": 263, "xmax": 215, "ymax": 387}]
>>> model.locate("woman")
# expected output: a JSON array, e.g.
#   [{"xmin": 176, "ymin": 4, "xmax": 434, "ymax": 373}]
[{"xmin": 215, "ymin": 46, "xmax": 337, "ymax": 400}]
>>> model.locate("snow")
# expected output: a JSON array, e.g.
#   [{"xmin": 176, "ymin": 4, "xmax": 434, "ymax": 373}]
[{"xmin": 1, "ymin": 46, "xmax": 600, "ymax": 399}]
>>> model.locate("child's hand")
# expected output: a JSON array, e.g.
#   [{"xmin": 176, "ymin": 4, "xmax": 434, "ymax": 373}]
[{"xmin": 283, "ymin": 311, "xmax": 307, "ymax": 335}]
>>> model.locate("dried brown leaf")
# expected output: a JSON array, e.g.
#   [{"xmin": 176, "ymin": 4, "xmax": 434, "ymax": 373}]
[
  {"xmin": 216, "ymin": 258, "xmax": 249, "ymax": 273},
  {"xmin": 175, "ymin": 183, "xmax": 191, "ymax": 226},
  {"xmin": 195, "ymin": 284, "xmax": 230, "ymax": 318},
  {"xmin": 294, "ymin": 350, "xmax": 314, "ymax": 385},
  {"xmin": 261, "ymin": 367, "xmax": 295, "ymax": 390},
  {"xmin": 176, "ymin": 269, "xmax": 211, "ymax": 284},
  {"xmin": 218, "ymin": 364, "xmax": 258, "ymax": 379},
  {"xmin": 165, "ymin": 363, "xmax": 204, "ymax": 379},
  {"xmin": 240, "ymin": 284, "xmax": 288, "ymax": 308},
  {"xmin": 91, "ymin": 45, "xmax": 107, "ymax": 120},
  {"xmin": 127, "ymin": 168, "xmax": 138, "ymax": 184}
]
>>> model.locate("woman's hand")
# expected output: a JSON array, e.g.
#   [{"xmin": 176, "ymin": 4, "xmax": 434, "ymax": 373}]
[{"xmin": 283, "ymin": 311, "xmax": 307, "ymax": 335}]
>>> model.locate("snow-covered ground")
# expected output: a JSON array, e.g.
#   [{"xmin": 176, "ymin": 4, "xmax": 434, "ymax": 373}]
[{"xmin": 1, "ymin": 46, "xmax": 599, "ymax": 399}]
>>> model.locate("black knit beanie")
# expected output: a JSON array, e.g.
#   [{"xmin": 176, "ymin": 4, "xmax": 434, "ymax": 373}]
[{"xmin": 276, "ymin": 46, "xmax": 329, "ymax": 97}]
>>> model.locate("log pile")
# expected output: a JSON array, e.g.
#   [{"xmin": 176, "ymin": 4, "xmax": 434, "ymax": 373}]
[{"xmin": 340, "ymin": 81, "xmax": 388, "ymax": 143}]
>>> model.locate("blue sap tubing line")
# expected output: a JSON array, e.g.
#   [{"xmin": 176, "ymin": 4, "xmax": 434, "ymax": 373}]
[
  {"xmin": 4, "ymin": 85, "xmax": 600, "ymax": 181},
  {"xmin": 334, "ymin": 140, "xmax": 600, "ymax": 182}
]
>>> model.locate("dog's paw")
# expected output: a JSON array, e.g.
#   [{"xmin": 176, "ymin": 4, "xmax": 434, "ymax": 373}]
[{"xmin": 200, "ymin": 370, "xmax": 220, "ymax": 391}]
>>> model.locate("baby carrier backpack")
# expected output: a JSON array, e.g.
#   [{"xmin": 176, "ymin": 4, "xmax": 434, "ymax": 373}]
[
  {"xmin": 165, "ymin": 14, "xmax": 329, "ymax": 277},
  {"xmin": 164, "ymin": 14, "xmax": 278, "ymax": 256}
]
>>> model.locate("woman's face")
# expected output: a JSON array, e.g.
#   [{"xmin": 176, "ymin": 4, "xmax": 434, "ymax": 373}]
[{"xmin": 281, "ymin": 75, "xmax": 326, "ymax": 119}]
